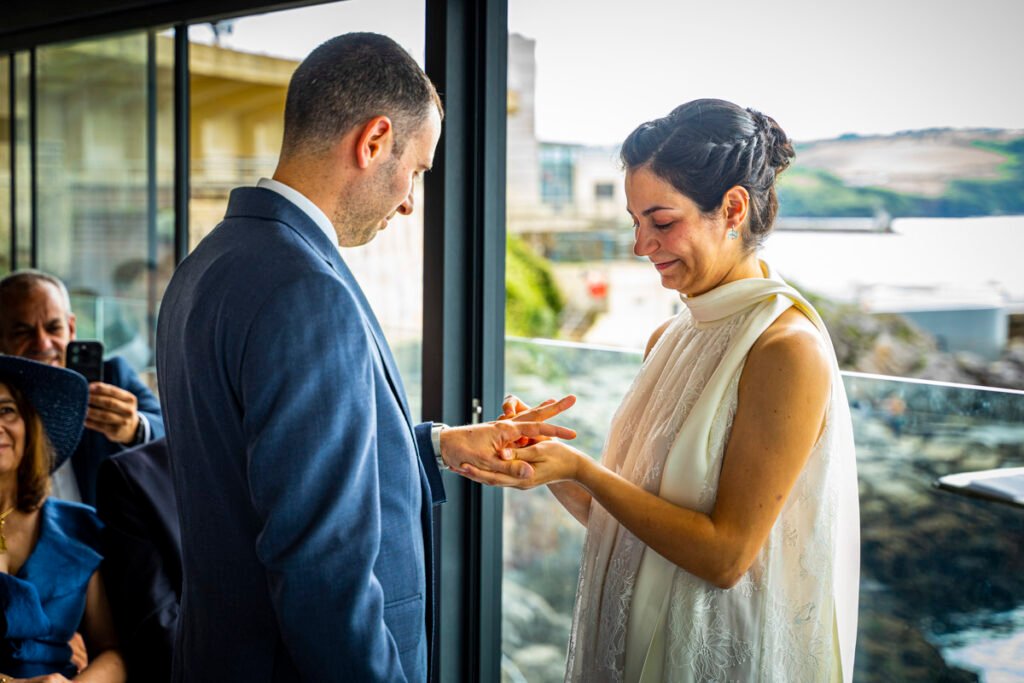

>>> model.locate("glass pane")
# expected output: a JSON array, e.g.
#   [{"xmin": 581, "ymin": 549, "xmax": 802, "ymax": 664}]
[
  {"xmin": 152, "ymin": 31, "xmax": 176, "ymax": 375},
  {"xmin": 0, "ymin": 55, "xmax": 9, "ymax": 274},
  {"xmin": 840, "ymin": 374, "xmax": 1024, "ymax": 681},
  {"xmin": 186, "ymin": 0, "xmax": 426, "ymax": 418},
  {"xmin": 13, "ymin": 52, "xmax": 30, "ymax": 270},
  {"xmin": 35, "ymin": 32, "xmax": 149, "ymax": 374},
  {"xmin": 502, "ymin": 340, "xmax": 640, "ymax": 683},
  {"xmin": 35, "ymin": 34, "xmax": 170, "ymax": 383}
]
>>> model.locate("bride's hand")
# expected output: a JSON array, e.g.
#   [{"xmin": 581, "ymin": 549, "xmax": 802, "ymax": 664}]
[{"xmin": 461, "ymin": 439, "xmax": 586, "ymax": 489}]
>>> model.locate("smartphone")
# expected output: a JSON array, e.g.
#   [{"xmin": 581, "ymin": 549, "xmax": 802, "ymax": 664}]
[{"xmin": 66, "ymin": 340, "xmax": 105, "ymax": 383}]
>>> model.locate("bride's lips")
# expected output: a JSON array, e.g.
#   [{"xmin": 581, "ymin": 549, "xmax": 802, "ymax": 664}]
[{"xmin": 653, "ymin": 259, "xmax": 679, "ymax": 271}]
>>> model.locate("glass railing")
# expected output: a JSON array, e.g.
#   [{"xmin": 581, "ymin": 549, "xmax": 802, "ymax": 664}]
[{"xmin": 502, "ymin": 337, "xmax": 1024, "ymax": 683}]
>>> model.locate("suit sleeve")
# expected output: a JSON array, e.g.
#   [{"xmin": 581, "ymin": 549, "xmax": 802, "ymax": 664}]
[
  {"xmin": 239, "ymin": 273, "xmax": 406, "ymax": 682},
  {"xmin": 95, "ymin": 456, "xmax": 177, "ymax": 682},
  {"xmin": 112, "ymin": 356, "xmax": 166, "ymax": 441},
  {"xmin": 413, "ymin": 422, "xmax": 446, "ymax": 507}
]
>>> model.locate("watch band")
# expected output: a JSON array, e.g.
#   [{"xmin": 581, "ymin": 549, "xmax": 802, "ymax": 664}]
[
  {"xmin": 132, "ymin": 417, "xmax": 145, "ymax": 445},
  {"xmin": 431, "ymin": 422, "xmax": 449, "ymax": 471}
]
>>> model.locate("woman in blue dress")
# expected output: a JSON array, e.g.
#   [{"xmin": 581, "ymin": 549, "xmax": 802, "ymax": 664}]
[{"xmin": 0, "ymin": 356, "xmax": 125, "ymax": 682}]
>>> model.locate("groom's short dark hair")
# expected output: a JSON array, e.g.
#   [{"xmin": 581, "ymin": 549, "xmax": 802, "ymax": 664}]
[{"xmin": 281, "ymin": 32, "xmax": 443, "ymax": 159}]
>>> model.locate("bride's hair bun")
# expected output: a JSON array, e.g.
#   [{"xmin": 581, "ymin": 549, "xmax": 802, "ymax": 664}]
[{"xmin": 746, "ymin": 107, "xmax": 795, "ymax": 176}]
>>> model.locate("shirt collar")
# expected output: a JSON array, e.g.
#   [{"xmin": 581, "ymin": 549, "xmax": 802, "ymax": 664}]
[{"xmin": 256, "ymin": 177, "xmax": 338, "ymax": 247}]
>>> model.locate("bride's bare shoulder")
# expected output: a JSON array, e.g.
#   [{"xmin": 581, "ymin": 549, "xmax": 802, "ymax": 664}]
[{"xmin": 748, "ymin": 307, "xmax": 831, "ymax": 382}]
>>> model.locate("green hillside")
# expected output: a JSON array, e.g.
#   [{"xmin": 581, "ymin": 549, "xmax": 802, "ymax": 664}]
[{"xmin": 778, "ymin": 135, "xmax": 1024, "ymax": 218}]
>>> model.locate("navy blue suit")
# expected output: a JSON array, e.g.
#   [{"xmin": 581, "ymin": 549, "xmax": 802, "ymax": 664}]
[
  {"xmin": 156, "ymin": 187, "xmax": 446, "ymax": 682},
  {"xmin": 71, "ymin": 356, "xmax": 165, "ymax": 506}
]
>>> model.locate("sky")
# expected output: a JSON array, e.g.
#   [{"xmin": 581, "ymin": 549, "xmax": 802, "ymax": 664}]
[{"xmin": 189, "ymin": 0, "xmax": 1024, "ymax": 144}]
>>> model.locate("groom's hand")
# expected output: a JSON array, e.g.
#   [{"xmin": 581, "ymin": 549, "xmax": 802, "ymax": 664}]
[{"xmin": 441, "ymin": 396, "xmax": 576, "ymax": 485}]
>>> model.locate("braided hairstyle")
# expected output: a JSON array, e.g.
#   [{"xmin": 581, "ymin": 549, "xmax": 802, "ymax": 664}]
[{"xmin": 620, "ymin": 99, "xmax": 795, "ymax": 250}]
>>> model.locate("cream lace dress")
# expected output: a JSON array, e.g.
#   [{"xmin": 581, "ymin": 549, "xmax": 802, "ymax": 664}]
[{"xmin": 565, "ymin": 262, "xmax": 860, "ymax": 682}]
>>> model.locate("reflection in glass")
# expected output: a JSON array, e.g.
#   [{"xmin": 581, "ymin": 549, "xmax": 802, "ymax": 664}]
[
  {"xmin": 0, "ymin": 55, "xmax": 9, "ymax": 274},
  {"xmin": 501, "ymin": 338, "xmax": 1024, "ymax": 682},
  {"xmin": 13, "ymin": 52, "xmax": 31, "ymax": 270},
  {"xmin": 152, "ymin": 32, "xmax": 176, "ymax": 367},
  {"xmin": 187, "ymin": 24, "xmax": 291, "ymax": 251},
  {"xmin": 35, "ymin": 34, "xmax": 172, "ymax": 381}
]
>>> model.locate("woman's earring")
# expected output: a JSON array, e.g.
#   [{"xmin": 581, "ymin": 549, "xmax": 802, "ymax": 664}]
[{"xmin": 727, "ymin": 228, "xmax": 740, "ymax": 240}]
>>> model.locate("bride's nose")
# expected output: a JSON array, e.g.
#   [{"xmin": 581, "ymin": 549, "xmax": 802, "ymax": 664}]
[{"xmin": 633, "ymin": 224, "xmax": 657, "ymax": 257}]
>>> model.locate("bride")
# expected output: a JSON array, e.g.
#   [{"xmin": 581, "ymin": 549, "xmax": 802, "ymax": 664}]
[{"xmin": 467, "ymin": 99, "xmax": 860, "ymax": 682}]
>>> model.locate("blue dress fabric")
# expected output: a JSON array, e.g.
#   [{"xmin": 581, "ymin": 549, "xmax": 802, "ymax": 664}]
[{"xmin": 0, "ymin": 499, "xmax": 103, "ymax": 677}]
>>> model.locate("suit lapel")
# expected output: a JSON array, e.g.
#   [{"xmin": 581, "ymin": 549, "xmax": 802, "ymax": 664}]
[
  {"xmin": 328, "ymin": 252, "xmax": 414, "ymax": 428},
  {"xmin": 238, "ymin": 187, "xmax": 415, "ymax": 428}
]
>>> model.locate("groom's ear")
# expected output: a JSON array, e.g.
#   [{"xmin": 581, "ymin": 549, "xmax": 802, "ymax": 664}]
[{"xmin": 354, "ymin": 116, "xmax": 395, "ymax": 170}]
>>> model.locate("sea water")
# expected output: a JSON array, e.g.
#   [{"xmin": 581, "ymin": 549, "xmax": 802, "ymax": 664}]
[{"xmin": 762, "ymin": 215, "xmax": 1024, "ymax": 304}]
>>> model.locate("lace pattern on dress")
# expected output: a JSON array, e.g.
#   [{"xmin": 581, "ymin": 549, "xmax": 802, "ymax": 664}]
[{"xmin": 566, "ymin": 280, "xmax": 857, "ymax": 683}]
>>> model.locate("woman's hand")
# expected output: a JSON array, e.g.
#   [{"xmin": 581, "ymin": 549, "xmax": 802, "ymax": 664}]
[
  {"xmin": 1, "ymin": 674, "xmax": 73, "ymax": 682},
  {"xmin": 462, "ymin": 439, "xmax": 586, "ymax": 489},
  {"xmin": 69, "ymin": 633, "xmax": 88, "ymax": 673}
]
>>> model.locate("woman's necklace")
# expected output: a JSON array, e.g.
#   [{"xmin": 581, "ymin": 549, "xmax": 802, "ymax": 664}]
[{"xmin": 0, "ymin": 505, "xmax": 16, "ymax": 553}]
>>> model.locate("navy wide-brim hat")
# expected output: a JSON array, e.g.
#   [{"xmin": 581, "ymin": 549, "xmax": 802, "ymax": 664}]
[{"xmin": 0, "ymin": 355, "xmax": 88, "ymax": 472}]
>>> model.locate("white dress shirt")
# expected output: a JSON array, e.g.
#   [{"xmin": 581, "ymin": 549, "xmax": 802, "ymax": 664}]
[{"xmin": 256, "ymin": 177, "xmax": 338, "ymax": 246}]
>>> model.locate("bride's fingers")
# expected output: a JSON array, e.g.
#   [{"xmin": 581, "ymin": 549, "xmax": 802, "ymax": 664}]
[
  {"xmin": 505, "ymin": 398, "xmax": 557, "ymax": 423},
  {"xmin": 511, "ymin": 395, "xmax": 576, "ymax": 424},
  {"xmin": 499, "ymin": 396, "xmax": 557, "ymax": 421}
]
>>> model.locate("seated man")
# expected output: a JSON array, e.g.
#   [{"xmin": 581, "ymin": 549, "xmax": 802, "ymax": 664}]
[
  {"xmin": 96, "ymin": 437, "xmax": 180, "ymax": 683},
  {"xmin": 0, "ymin": 269, "xmax": 165, "ymax": 505}
]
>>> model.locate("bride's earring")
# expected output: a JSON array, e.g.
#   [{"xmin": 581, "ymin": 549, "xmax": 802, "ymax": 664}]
[{"xmin": 727, "ymin": 227, "xmax": 739, "ymax": 240}]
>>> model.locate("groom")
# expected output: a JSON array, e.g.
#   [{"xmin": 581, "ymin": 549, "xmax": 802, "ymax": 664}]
[{"xmin": 156, "ymin": 33, "xmax": 573, "ymax": 682}]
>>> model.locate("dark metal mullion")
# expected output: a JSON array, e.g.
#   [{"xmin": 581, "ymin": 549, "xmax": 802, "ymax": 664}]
[
  {"xmin": 423, "ymin": 1, "xmax": 473, "ymax": 679},
  {"xmin": 424, "ymin": 0, "xmax": 508, "ymax": 680},
  {"xmin": 28, "ymin": 48, "xmax": 37, "ymax": 267},
  {"xmin": 8, "ymin": 55, "xmax": 16, "ymax": 270},
  {"xmin": 146, "ymin": 31, "xmax": 158, "ymax": 352},
  {"xmin": 173, "ymin": 25, "xmax": 189, "ymax": 265},
  {"xmin": 474, "ymin": 0, "xmax": 509, "ymax": 679},
  {"xmin": 462, "ymin": 0, "xmax": 488, "ymax": 676}
]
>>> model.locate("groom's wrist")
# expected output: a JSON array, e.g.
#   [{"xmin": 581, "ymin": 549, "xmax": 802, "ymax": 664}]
[{"xmin": 432, "ymin": 423, "xmax": 449, "ymax": 471}]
